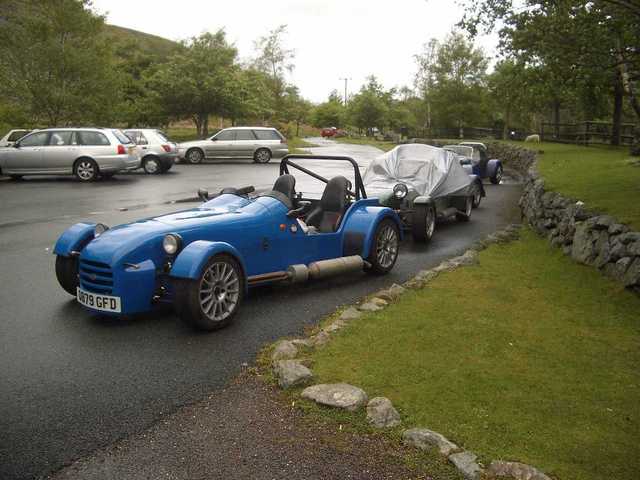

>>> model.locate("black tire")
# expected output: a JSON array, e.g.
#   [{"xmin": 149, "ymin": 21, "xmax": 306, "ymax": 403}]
[
  {"xmin": 456, "ymin": 196, "xmax": 473, "ymax": 222},
  {"xmin": 55, "ymin": 255, "xmax": 79, "ymax": 296},
  {"xmin": 74, "ymin": 158, "xmax": 99, "ymax": 182},
  {"xmin": 161, "ymin": 162, "xmax": 173, "ymax": 173},
  {"xmin": 472, "ymin": 184, "xmax": 482, "ymax": 208},
  {"xmin": 490, "ymin": 165, "xmax": 503, "ymax": 185},
  {"xmin": 186, "ymin": 148, "xmax": 204, "ymax": 164},
  {"xmin": 411, "ymin": 203, "xmax": 436, "ymax": 243},
  {"xmin": 9, "ymin": 175, "xmax": 23, "ymax": 180},
  {"xmin": 253, "ymin": 148, "xmax": 272, "ymax": 164},
  {"xmin": 142, "ymin": 156, "xmax": 161, "ymax": 174},
  {"xmin": 174, "ymin": 254, "xmax": 244, "ymax": 331},
  {"xmin": 366, "ymin": 218, "xmax": 400, "ymax": 275}
]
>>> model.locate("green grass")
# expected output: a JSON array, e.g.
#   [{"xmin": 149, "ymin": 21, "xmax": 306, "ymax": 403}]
[
  {"xmin": 288, "ymin": 137, "xmax": 318, "ymax": 154},
  {"xmin": 517, "ymin": 142, "xmax": 640, "ymax": 229},
  {"xmin": 307, "ymin": 229, "xmax": 640, "ymax": 480},
  {"xmin": 334, "ymin": 136, "xmax": 396, "ymax": 151}
]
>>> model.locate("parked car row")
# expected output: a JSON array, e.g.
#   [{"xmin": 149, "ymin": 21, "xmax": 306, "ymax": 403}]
[
  {"xmin": 53, "ymin": 142, "xmax": 502, "ymax": 331},
  {"xmin": 0, "ymin": 126, "xmax": 289, "ymax": 181}
]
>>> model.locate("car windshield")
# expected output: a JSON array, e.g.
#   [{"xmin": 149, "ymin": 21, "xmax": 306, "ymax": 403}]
[
  {"xmin": 156, "ymin": 131, "xmax": 171, "ymax": 142},
  {"xmin": 443, "ymin": 145, "xmax": 474, "ymax": 158},
  {"xmin": 8, "ymin": 130, "xmax": 29, "ymax": 142}
]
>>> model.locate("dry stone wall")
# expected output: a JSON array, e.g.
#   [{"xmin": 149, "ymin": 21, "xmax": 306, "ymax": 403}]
[{"xmin": 485, "ymin": 142, "xmax": 640, "ymax": 292}]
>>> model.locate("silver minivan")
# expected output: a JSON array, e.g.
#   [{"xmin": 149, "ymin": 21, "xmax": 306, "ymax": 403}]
[
  {"xmin": 177, "ymin": 127, "xmax": 289, "ymax": 164},
  {"xmin": 0, "ymin": 128, "xmax": 139, "ymax": 181}
]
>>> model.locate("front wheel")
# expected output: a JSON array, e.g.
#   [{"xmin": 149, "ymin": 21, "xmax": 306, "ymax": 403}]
[
  {"xmin": 411, "ymin": 204, "xmax": 436, "ymax": 243},
  {"xmin": 253, "ymin": 148, "xmax": 272, "ymax": 163},
  {"xmin": 55, "ymin": 255, "xmax": 79, "ymax": 296},
  {"xmin": 456, "ymin": 196, "xmax": 473, "ymax": 222},
  {"xmin": 472, "ymin": 185, "xmax": 482, "ymax": 208},
  {"xmin": 490, "ymin": 165, "xmax": 503, "ymax": 184},
  {"xmin": 366, "ymin": 218, "xmax": 400, "ymax": 275},
  {"xmin": 174, "ymin": 254, "xmax": 244, "ymax": 331}
]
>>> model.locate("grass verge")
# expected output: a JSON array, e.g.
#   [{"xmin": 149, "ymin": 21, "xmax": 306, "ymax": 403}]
[
  {"xmin": 513, "ymin": 142, "xmax": 640, "ymax": 230},
  {"xmin": 334, "ymin": 136, "xmax": 397, "ymax": 151},
  {"xmin": 304, "ymin": 228, "xmax": 640, "ymax": 480},
  {"xmin": 288, "ymin": 137, "xmax": 319, "ymax": 154}
]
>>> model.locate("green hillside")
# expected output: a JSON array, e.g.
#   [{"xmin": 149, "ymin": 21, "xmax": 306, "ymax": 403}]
[{"xmin": 104, "ymin": 24, "xmax": 180, "ymax": 58}]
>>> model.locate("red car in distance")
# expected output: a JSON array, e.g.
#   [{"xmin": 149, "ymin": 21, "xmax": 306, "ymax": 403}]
[{"xmin": 321, "ymin": 127, "xmax": 346, "ymax": 138}]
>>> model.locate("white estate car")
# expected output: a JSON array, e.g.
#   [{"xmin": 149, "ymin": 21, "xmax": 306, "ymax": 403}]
[
  {"xmin": 0, "ymin": 128, "xmax": 139, "ymax": 181},
  {"xmin": 178, "ymin": 127, "xmax": 289, "ymax": 164},
  {"xmin": 0, "ymin": 129, "xmax": 32, "ymax": 147}
]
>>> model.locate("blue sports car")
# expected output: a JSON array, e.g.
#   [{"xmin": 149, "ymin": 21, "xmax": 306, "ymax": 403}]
[{"xmin": 53, "ymin": 155, "xmax": 402, "ymax": 330}]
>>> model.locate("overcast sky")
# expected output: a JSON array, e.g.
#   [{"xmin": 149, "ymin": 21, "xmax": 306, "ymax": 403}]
[{"xmin": 92, "ymin": 0, "xmax": 499, "ymax": 103}]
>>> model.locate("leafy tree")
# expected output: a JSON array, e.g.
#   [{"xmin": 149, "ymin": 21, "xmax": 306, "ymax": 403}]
[
  {"xmin": 347, "ymin": 76, "xmax": 389, "ymax": 135},
  {"xmin": 311, "ymin": 91, "xmax": 346, "ymax": 128},
  {"xmin": 147, "ymin": 31, "xmax": 237, "ymax": 137},
  {"xmin": 0, "ymin": 0, "xmax": 119, "ymax": 125}
]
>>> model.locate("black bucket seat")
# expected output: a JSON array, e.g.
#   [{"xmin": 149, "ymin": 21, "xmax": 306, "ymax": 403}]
[{"xmin": 306, "ymin": 176, "xmax": 350, "ymax": 233}]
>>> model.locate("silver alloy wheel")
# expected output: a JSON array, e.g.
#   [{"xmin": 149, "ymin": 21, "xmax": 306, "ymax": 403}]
[
  {"xmin": 254, "ymin": 149, "xmax": 271, "ymax": 163},
  {"xmin": 425, "ymin": 206, "xmax": 435, "ymax": 239},
  {"xmin": 144, "ymin": 158, "xmax": 159, "ymax": 174},
  {"xmin": 376, "ymin": 224, "xmax": 399, "ymax": 269},
  {"xmin": 187, "ymin": 149, "xmax": 203, "ymax": 164},
  {"xmin": 495, "ymin": 166, "xmax": 503, "ymax": 183},
  {"xmin": 199, "ymin": 261, "xmax": 240, "ymax": 322},
  {"xmin": 465, "ymin": 196, "xmax": 472, "ymax": 217},
  {"xmin": 76, "ymin": 160, "xmax": 96, "ymax": 181}
]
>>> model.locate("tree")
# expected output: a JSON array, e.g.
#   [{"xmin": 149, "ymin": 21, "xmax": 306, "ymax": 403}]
[
  {"xmin": 347, "ymin": 76, "xmax": 389, "ymax": 135},
  {"xmin": 415, "ymin": 33, "xmax": 489, "ymax": 131},
  {"xmin": 0, "ymin": 0, "xmax": 119, "ymax": 126},
  {"xmin": 252, "ymin": 25, "xmax": 295, "ymax": 120},
  {"xmin": 459, "ymin": 0, "xmax": 640, "ymax": 149},
  {"xmin": 147, "ymin": 31, "xmax": 237, "ymax": 137},
  {"xmin": 311, "ymin": 94, "xmax": 346, "ymax": 128}
]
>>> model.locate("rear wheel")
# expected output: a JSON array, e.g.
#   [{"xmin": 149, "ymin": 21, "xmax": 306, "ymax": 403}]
[
  {"xmin": 174, "ymin": 254, "xmax": 244, "ymax": 331},
  {"xmin": 55, "ymin": 255, "xmax": 79, "ymax": 296},
  {"xmin": 456, "ymin": 196, "xmax": 473, "ymax": 222},
  {"xmin": 366, "ymin": 218, "xmax": 400, "ymax": 275},
  {"xmin": 142, "ymin": 156, "xmax": 161, "ymax": 174},
  {"xmin": 472, "ymin": 184, "xmax": 482, "ymax": 208},
  {"xmin": 411, "ymin": 204, "xmax": 436, "ymax": 243},
  {"xmin": 490, "ymin": 165, "xmax": 503, "ymax": 184},
  {"xmin": 74, "ymin": 158, "xmax": 99, "ymax": 182},
  {"xmin": 253, "ymin": 148, "xmax": 272, "ymax": 164},
  {"xmin": 186, "ymin": 148, "xmax": 204, "ymax": 164}
]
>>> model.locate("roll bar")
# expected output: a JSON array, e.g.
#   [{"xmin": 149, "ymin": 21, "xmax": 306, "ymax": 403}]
[{"xmin": 279, "ymin": 154, "xmax": 367, "ymax": 200}]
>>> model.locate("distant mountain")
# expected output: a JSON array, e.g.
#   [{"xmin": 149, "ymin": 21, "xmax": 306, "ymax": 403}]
[{"xmin": 104, "ymin": 24, "xmax": 180, "ymax": 58}]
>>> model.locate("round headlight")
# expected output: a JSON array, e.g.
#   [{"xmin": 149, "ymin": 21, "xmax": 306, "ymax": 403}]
[
  {"xmin": 393, "ymin": 183, "xmax": 408, "ymax": 199},
  {"xmin": 94, "ymin": 223, "xmax": 109, "ymax": 237},
  {"xmin": 162, "ymin": 234, "xmax": 181, "ymax": 255}
]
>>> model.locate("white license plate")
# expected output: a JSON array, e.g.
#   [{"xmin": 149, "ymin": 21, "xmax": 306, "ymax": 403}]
[{"xmin": 77, "ymin": 288, "xmax": 121, "ymax": 313}]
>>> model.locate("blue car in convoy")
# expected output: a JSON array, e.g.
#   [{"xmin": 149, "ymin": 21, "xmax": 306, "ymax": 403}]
[
  {"xmin": 444, "ymin": 142, "xmax": 504, "ymax": 185},
  {"xmin": 54, "ymin": 155, "xmax": 402, "ymax": 330}
]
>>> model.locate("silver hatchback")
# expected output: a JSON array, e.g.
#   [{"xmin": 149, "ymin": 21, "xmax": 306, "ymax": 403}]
[
  {"xmin": 178, "ymin": 127, "xmax": 289, "ymax": 164},
  {"xmin": 0, "ymin": 128, "xmax": 139, "ymax": 181},
  {"xmin": 124, "ymin": 129, "xmax": 178, "ymax": 174}
]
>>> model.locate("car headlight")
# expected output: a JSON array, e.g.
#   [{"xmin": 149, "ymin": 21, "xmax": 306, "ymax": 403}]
[
  {"xmin": 393, "ymin": 183, "xmax": 408, "ymax": 199},
  {"xmin": 162, "ymin": 234, "xmax": 182, "ymax": 255},
  {"xmin": 94, "ymin": 223, "xmax": 109, "ymax": 237}
]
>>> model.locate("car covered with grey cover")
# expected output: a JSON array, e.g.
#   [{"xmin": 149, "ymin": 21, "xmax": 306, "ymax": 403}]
[{"xmin": 363, "ymin": 144, "xmax": 484, "ymax": 243}]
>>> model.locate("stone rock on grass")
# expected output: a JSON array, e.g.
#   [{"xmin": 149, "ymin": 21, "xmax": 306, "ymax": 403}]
[
  {"xmin": 627, "ymin": 241, "xmax": 640, "ymax": 257},
  {"xmin": 432, "ymin": 261, "xmax": 457, "ymax": 273},
  {"xmin": 271, "ymin": 340, "xmax": 298, "ymax": 362},
  {"xmin": 486, "ymin": 461, "xmax": 551, "ymax": 480},
  {"xmin": 358, "ymin": 301, "xmax": 384, "ymax": 312},
  {"xmin": 366, "ymin": 397, "xmax": 401, "ymax": 428},
  {"xmin": 291, "ymin": 338, "xmax": 312, "ymax": 348},
  {"xmin": 608, "ymin": 223, "xmax": 629, "ymax": 235},
  {"xmin": 309, "ymin": 331, "xmax": 330, "ymax": 347},
  {"xmin": 301, "ymin": 383, "xmax": 368, "ymax": 411},
  {"xmin": 415, "ymin": 269, "xmax": 439, "ymax": 283},
  {"xmin": 339, "ymin": 307, "xmax": 362, "ymax": 321},
  {"xmin": 623, "ymin": 257, "xmax": 640, "ymax": 287},
  {"xmin": 323, "ymin": 320, "xmax": 347, "ymax": 334},
  {"xmin": 375, "ymin": 284, "xmax": 406, "ymax": 302},
  {"xmin": 273, "ymin": 360, "xmax": 313, "ymax": 389},
  {"xmin": 448, "ymin": 451, "xmax": 483, "ymax": 480},
  {"xmin": 571, "ymin": 222, "xmax": 596, "ymax": 264},
  {"xmin": 618, "ymin": 232, "xmax": 640, "ymax": 244},
  {"xmin": 451, "ymin": 249, "xmax": 479, "ymax": 266},
  {"xmin": 402, "ymin": 428, "xmax": 459, "ymax": 455}
]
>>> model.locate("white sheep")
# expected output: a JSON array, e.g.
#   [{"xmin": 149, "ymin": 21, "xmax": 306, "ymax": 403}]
[{"xmin": 525, "ymin": 134, "xmax": 540, "ymax": 143}]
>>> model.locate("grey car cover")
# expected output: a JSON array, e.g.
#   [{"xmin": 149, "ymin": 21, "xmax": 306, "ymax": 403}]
[{"xmin": 363, "ymin": 144, "xmax": 473, "ymax": 198}]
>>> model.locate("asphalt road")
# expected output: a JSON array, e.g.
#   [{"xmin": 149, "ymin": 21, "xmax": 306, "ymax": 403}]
[{"xmin": 0, "ymin": 139, "xmax": 522, "ymax": 479}]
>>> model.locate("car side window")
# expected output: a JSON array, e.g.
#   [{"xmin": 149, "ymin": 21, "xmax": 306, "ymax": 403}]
[
  {"xmin": 48, "ymin": 131, "xmax": 73, "ymax": 146},
  {"xmin": 235, "ymin": 129, "xmax": 256, "ymax": 141},
  {"xmin": 8, "ymin": 130, "xmax": 29, "ymax": 142},
  {"xmin": 253, "ymin": 130, "xmax": 281, "ymax": 140},
  {"xmin": 125, "ymin": 131, "xmax": 147, "ymax": 145},
  {"xmin": 78, "ymin": 131, "xmax": 110, "ymax": 146},
  {"xmin": 19, "ymin": 132, "xmax": 49, "ymax": 147},
  {"xmin": 214, "ymin": 130, "xmax": 234, "ymax": 141}
]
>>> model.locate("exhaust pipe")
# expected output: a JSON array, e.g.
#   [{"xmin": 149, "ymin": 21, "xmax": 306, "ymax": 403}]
[{"xmin": 307, "ymin": 255, "xmax": 364, "ymax": 280}]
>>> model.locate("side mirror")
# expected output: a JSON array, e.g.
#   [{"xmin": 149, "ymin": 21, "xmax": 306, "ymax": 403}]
[
  {"xmin": 210, "ymin": 137, "xmax": 217, "ymax": 141},
  {"xmin": 198, "ymin": 188, "xmax": 209, "ymax": 201},
  {"xmin": 12, "ymin": 142, "xmax": 20, "ymax": 148}
]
